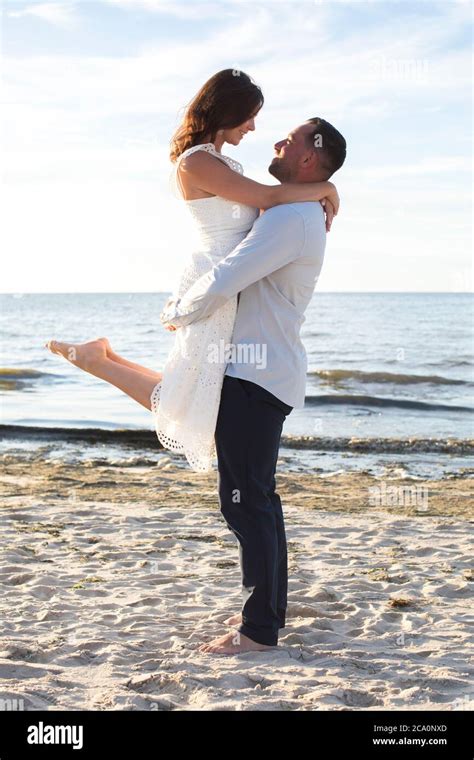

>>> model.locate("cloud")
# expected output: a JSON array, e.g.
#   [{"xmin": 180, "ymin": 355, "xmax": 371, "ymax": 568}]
[
  {"xmin": 359, "ymin": 157, "xmax": 470, "ymax": 179},
  {"xmin": 100, "ymin": 0, "xmax": 236, "ymax": 19},
  {"xmin": 6, "ymin": 1, "xmax": 79, "ymax": 29}
]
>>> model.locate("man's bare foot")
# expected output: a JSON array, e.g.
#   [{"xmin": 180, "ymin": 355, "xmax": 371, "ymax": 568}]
[
  {"xmin": 223, "ymin": 613, "xmax": 242, "ymax": 626},
  {"xmin": 44, "ymin": 338, "xmax": 107, "ymax": 372},
  {"xmin": 198, "ymin": 630, "xmax": 276, "ymax": 655}
]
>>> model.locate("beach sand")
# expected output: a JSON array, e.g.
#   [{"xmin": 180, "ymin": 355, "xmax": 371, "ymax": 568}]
[{"xmin": 0, "ymin": 449, "xmax": 473, "ymax": 711}]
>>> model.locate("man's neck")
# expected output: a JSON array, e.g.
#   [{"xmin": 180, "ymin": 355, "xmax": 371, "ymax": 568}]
[{"xmin": 291, "ymin": 171, "xmax": 327, "ymax": 184}]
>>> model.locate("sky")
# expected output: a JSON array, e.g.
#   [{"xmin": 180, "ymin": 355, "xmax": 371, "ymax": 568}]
[{"xmin": 1, "ymin": 0, "xmax": 472, "ymax": 293}]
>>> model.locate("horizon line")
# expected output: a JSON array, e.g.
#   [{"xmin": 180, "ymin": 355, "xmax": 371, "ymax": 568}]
[{"xmin": 1, "ymin": 290, "xmax": 473, "ymax": 296}]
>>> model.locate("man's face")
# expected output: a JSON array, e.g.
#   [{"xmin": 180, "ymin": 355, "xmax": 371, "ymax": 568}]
[{"xmin": 268, "ymin": 123, "xmax": 314, "ymax": 182}]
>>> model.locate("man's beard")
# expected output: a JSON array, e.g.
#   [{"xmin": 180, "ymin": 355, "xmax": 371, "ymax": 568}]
[{"xmin": 269, "ymin": 158, "xmax": 291, "ymax": 182}]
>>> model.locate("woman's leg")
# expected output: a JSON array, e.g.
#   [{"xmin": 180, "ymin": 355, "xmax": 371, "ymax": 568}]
[
  {"xmin": 90, "ymin": 358, "xmax": 161, "ymax": 410},
  {"xmin": 100, "ymin": 337, "xmax": 163, "ymax": 381},
  {"xmin": 45, "ymin": 338, "xmax": 161, "ymax": 410}
]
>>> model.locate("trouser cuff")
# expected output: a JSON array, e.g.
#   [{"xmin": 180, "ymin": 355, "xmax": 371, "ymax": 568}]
[{"xmin": 237, "ymin": 623, "xmax": 278, "ymax": 647}]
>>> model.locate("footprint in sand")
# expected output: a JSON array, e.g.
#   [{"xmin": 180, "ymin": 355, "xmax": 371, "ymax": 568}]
[{"xmin": 340, "ymin": 689, "xmax": 382, "ymax": 707}]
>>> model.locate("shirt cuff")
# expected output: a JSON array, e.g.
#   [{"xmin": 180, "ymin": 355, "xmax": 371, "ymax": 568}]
[
  {"xmin": 160, "ymin": 297, "xmax": 198, "ymax": 328},
  {"xmin": 160, "ymin": 298, "xmax": 182, "ymax": 326}
]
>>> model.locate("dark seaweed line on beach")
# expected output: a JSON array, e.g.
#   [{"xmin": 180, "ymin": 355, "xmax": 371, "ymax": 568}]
[
  {"xmin": 304, "ymin": 395, "xmax": 473, "ymax": 413},
  {"xmin": 1, "ymin": 424, "xmax": 473, "ymax": 456}
]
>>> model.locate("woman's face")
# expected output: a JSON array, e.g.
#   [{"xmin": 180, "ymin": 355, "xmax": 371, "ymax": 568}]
[{"xmin": 222, "ymin": 110, "xmax": 259, "ymax": 146}]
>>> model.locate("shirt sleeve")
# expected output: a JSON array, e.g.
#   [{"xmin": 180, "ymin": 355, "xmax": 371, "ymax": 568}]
[{"xmin": 160, "ymin": 204, "xmax": 306, "ymax": 328}]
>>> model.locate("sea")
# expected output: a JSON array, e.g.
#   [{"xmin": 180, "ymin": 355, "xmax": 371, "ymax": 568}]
[{"xmin": 1, "ymin": 292, "xmax": 473, "ymax": 479}]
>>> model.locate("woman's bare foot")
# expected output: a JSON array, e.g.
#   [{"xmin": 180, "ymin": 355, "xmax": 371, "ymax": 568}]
[
  {"xmin": 198, "ymin": 630, "xmax": 276, "ymax": 655},
  {"xmin": 44, "ymin": 338, "xmax": 107, "ymax": 372},
  {"xmin": 224, "ymin": 613, "xmax": 242, "ymax": 626},
  {"xmin": 95, "ymin": 336, "xmax": 118, "ymax": 360},
  {"xmin": 97, "ymin": 336, "xmax": 113, "ymax": 355},
  {"xmin": 44, "ymin": 336, "xmax": 159, "ymax": 410}
]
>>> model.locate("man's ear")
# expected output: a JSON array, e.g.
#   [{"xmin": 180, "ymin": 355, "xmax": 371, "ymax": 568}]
[{"xmin": 302, "ymin": 150, "xmax": 317, "ymax": 170}]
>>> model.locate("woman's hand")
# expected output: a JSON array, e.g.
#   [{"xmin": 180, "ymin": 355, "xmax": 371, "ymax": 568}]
[
  {"xmin": 160, "ymin": 297, "xmax": 179, "ymax": 331},
  {"xmin": 323, "ymin": 182, "xmax": 340, "ymax": 215},
  {"xmin": 321, "ymin": 197, "xmax": 336, "ymax": 232}
]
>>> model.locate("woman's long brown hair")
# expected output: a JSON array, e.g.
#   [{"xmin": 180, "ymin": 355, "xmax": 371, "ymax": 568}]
[{"xmin": 170, "ymin": 69, "xmax": 263, "ymax": 162}]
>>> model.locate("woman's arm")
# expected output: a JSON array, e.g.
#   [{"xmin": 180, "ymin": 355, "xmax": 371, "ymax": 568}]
[
  {"xmin": 260, "ymin": 197, "xmax": 336, "ymax": 232},
  {"xmin": 179, "ymin": 151, "xmax": 339, "ymax": 212}
]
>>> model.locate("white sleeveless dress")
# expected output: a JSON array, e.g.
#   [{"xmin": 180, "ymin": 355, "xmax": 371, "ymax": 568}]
[{"xmin": 150, "ymin": 143, "xmax": 258, "ymax": 471}]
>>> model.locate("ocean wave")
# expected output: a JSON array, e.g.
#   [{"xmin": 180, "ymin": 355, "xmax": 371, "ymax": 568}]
[
  {"xmin": 1, "ymin": 424, "xmax": 473, "ymax": 457},
  {"xmin": 308, "ymin": 369, "xmax": 470, "ymax": 386},
  {"xmin": 304, "ymin": 394, "xmax": 473, "ymax": 413},
  {"xmin": 0, "ymin": 367, "xmax": 60, "ymax": 391},
  {"xmin": 0, "ymin": 368, "xmax": 52, "ymax": 379},
  {"xmin": 426, "ymin": 360, "xmax": 473, "ymax": 368}
]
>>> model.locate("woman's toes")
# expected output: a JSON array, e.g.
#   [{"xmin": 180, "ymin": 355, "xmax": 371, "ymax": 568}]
[
  {"xmin": 45, "ymin": 340, "xmax": 68, "ymax": 358},
  {"xmin": 44, "ymin": 339, "xmax": 106, "ymax": 370}
]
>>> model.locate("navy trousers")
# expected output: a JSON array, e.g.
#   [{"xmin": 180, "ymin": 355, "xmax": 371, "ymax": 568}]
[{"xmin": 215, "ymin": 375, "xmax": 293, "ymax": 646}]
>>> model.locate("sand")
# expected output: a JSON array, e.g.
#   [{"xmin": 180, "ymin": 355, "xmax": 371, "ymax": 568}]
[{"xmin": 0, "ymin": 450, "xmax": 473, "ymax": 711}]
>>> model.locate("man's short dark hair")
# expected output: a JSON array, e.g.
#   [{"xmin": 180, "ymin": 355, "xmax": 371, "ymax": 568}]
[{"xmin": 307, "ymin": 117, "xmax": 346, "ymax": 177}]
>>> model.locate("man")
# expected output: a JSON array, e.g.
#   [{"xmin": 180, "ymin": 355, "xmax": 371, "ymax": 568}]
[{"xmin": 161, "ymin": 117, "xmax": 346, "ymax": 654}]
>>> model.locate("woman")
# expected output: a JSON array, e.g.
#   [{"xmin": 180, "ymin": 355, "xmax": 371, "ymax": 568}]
[{"xmin": 45, "ymin": 69, "xmax": 339, "ymax": 471}]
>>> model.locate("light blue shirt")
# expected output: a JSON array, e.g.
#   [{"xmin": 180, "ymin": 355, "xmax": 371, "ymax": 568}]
[{"xmin": 160, "ymin": 202, "xmax": 327, "ymax": 408}]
